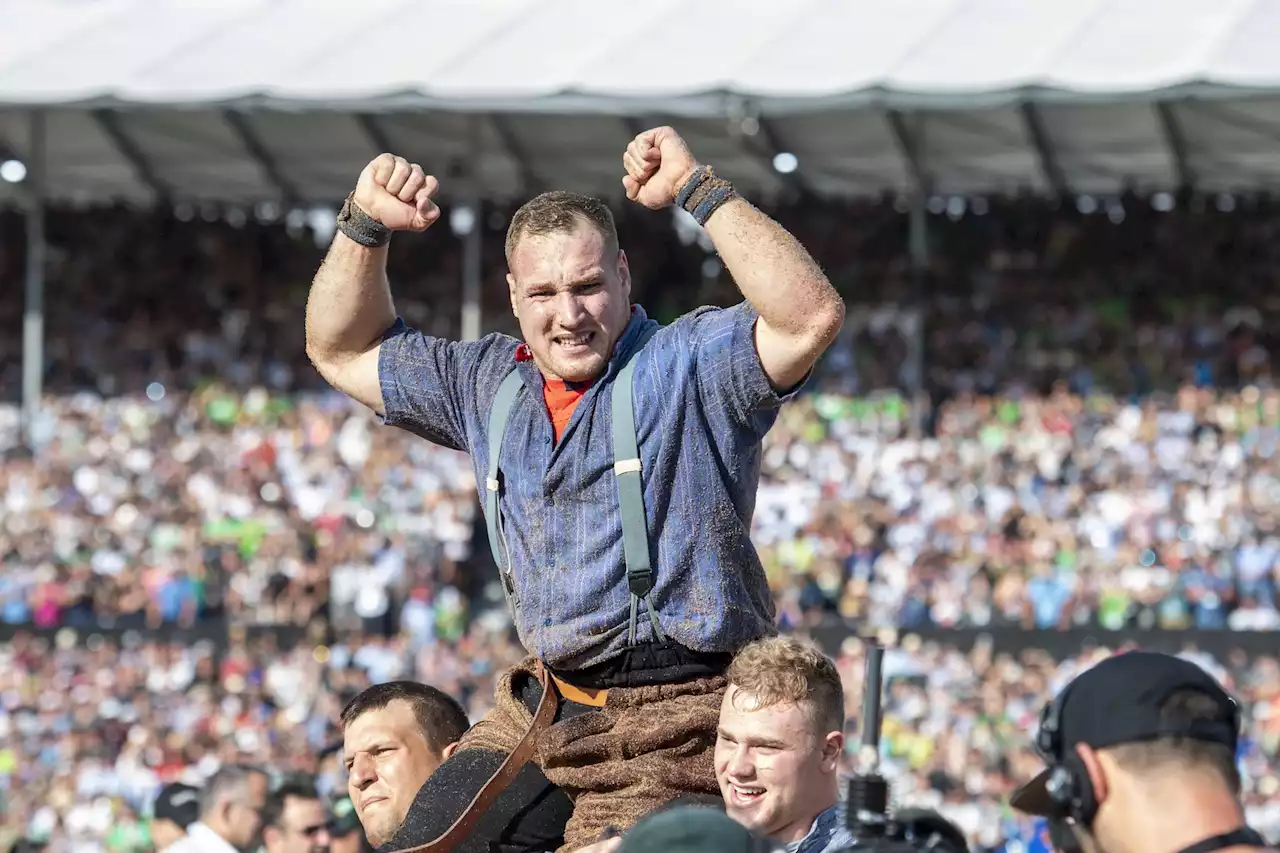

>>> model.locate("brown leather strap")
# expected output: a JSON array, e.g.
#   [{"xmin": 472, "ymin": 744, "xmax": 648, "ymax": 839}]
[{"xmin": 395, "ymin": 662, "xmax": 560, "ymax": 853}]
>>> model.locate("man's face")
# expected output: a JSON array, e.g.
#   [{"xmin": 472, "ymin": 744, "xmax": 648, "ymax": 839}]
[
  {"xmin": 714, "ymin": 686, "xmax": 843, "ymax": 845},
  {"xmin": 507, "ymin": 222, "xmax": 632, "ymax": 384},
  {"xmin": 343, "ymin": 700, "xmax": 443, "ymax": 847},
  {"xmin": 225, "ymin": 772, "xmax": 270, "ymax": 850},
  {"xmin": 264, "ymin": 796, "xmax": 331, "ymax": 853}
]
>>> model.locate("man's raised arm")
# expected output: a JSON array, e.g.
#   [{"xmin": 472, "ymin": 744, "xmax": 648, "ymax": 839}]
[
  {"xmin": 305, "ymin": 154, "xmax": 441, "ymax": 415},
  {"xmin": 622, "ymin": 127, "xmax": 845, "ymax": 392}
]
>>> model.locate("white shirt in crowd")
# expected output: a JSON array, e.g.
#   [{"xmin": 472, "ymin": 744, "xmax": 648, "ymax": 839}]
[{"xmin": 160, "ymin": 823, "xmax": 241, "ymax": 853}]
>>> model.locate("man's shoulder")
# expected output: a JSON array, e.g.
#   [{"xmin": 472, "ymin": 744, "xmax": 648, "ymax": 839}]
[
  {"xmin": 663, "ymin": 301, "xmax": 754, "ymax": 330},
  {"xmin": 642, "ymin": 303, "xmax": 755, "ymax": 357}
]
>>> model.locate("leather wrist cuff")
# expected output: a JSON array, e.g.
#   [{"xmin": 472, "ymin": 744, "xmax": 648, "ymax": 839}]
[
  {"xmin": 677, "ymin": 167, "xmax": 738, "ymax": 226},
  {"xmin": 336, "ymin": 192, "xmax": 392, "ymax": 248}
]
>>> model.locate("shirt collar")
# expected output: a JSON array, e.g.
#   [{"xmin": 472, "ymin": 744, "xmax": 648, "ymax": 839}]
[
  {"xmin": 786, "ymin": 803, "xmax": 844, "ymax": 853},
  {"xmin": 186, "ymin": 822, "xmax": 242, "ymax": 853}
]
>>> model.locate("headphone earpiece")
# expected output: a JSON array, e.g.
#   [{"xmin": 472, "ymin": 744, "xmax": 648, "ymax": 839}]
[{"xmin": 1035, "ymin": 684, "xmax": 1099, "ymax": 827}]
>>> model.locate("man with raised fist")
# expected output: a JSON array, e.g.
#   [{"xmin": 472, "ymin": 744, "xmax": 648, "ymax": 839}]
[{"xmin": 305, "ymin": 126, "xmax": 844, "ymax": 853}]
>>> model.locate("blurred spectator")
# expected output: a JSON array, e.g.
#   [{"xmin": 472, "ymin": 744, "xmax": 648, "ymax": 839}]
[
  {"xmin": 326, "ymin": 797, "xmax": 371, "ymax": 853},
  {"xmin": 149, "ymin": 784, "xmax": 200, "ymax": 851},
  {"xmin": 162, "ymin": 765, "xmax": 267, "ymax": 853},
  {"xmin": 260, "ymin": 778, "xmax": 330, "ymax": 853}
]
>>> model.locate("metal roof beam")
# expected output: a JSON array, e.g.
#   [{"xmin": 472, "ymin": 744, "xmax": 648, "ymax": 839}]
[
  {"xmin": 1155, "ymin": 102, "xmax": 1194, "ymax": 193},
  {"xmin": 490, "ymin": 114, "xmax": 539, "ymax": 195},
  {"xmin": 222, "ymin": 110, "xmax": 299, "ymax": 205},
  {"xmin": 1193, "ymin": 102, "xmax": 1280, "ymax": 144},
  {"xmin": 750, "ymin": 116, "xmax": 812, "ymax": 200},
  {"xmin": 886, "ymin": 110, "xmax": 930, "ymax": 195},
  {"xmin": 92, "ymin": 110, "xmax": 170, "ymax": 203},
  {"xmin": 355, "ymin": 113, "xmax": 394, "ymax": 157},
  {"xmin": 1020, "ymin": 103, "xmax": 1067, "ymax": 197}
]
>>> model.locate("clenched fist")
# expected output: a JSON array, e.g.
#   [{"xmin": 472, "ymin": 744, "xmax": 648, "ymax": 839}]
[
  {"xmin": 353, "ymin": 154, "xmax": 441, "ymax": 232},
  {"xmin": 622, "ymin": 126, "xmax": 699, "ymax": 211}
]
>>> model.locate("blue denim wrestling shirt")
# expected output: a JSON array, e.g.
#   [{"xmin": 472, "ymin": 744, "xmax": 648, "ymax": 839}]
[{"xmin": 376, "ymin": 302, "xmax": 801, "ymax": 671}]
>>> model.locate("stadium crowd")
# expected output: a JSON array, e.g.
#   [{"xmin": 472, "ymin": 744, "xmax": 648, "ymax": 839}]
[{"xmin": 3, "ymin": 193, "xmax": 1280, "ymax": 853}]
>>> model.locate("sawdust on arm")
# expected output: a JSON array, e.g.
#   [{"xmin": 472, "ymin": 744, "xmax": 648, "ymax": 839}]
[{"xmin": 702, "ymin": 197, "xmax": 845, "ymax": 391}]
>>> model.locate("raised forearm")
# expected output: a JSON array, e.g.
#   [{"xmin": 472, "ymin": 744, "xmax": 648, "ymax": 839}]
[{"xmin": 305, "ymin": 233, "xmax": 396, "ymax": 365}]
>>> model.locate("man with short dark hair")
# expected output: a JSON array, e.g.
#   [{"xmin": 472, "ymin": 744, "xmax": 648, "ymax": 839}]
[
  {"xmin": 261, "ymin": 779, "xmax": 331, "ymax": 853},
  {"xmin": 340, "ymin": 680, "xmax": 573, "ymax": 853},
  {"xmin": 1011, "ymin": 651, "xmax": 1273, "ymax": 853},
  {"xmin": 306, "ymin": 125, "xmax": 843, "ymax": 852},
  {"xmin": 339, "ymin": 682, "xmax": 469, "ymax": 847}
]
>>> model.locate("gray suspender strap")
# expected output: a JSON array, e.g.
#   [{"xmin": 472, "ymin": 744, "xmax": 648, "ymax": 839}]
[
  {"xmin": 611, "ymin": 324, "xmax": 666, "ymax": 646},
  {"xmin": 484, "ymin": 369, "xmax": 526, "ymax": 609},
  {"xmin": 482, "ymin": 324, "xmax": 666, "ymax": 646}
]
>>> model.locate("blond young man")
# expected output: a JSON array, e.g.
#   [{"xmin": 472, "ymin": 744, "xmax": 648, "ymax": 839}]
[{"xmin": 715, "ymin": 637, "xmax": 856, "ymax": 853}]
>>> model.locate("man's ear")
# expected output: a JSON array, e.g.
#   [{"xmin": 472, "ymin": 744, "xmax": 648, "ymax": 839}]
[
  {"xmin": 1075, "ymin": 742, "xmax": 1108, "ymax": 805},
  {"xmin": 617, "ymin": 250, "xmax": 631, "ymax": 298},
  {"xmin": 442, "ymin": 741, "xmax": 460, "ymax": 761},
  {"xmin": 821, "ymin": 731, "xmax": 844, "ymax": 772},
  {"xmin": 507, "ymin": 273, "xmax": 519, "ymax": 318},
  {"xmin": 262, "ymin": 825, "xmax": 281, "ymax": 849}
]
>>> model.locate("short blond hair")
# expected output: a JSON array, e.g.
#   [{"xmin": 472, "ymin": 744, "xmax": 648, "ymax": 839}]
[{"xmin": 726, "ymin": 636, "xmax": 844, "ymax": 734}]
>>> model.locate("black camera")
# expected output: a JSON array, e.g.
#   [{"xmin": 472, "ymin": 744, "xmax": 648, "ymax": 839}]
[{"xmin": 831, "ymin": 642, "xmax": 970, "ymax": 853}]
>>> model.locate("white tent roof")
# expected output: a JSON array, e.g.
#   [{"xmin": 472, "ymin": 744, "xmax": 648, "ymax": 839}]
[{"xmin": 3, "ymin": 0, "xmax": 1280, "ymax": 204}]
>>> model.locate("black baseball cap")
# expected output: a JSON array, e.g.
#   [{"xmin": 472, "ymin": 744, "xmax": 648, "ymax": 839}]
[
  {"xmin": 1011, "ymin": 651, "xmax": 1239, "ymax": 817},
  {"xmin": 330, "ymin": 796, "xmax": 362, "ymax": 836},
  {"xmin": 153, "ymin": 783, "xmax": 201, "ymax": 829}
]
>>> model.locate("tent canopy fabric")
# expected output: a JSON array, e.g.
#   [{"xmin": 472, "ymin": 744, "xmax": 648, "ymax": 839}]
[{"xmin": 2, "ymin": 0, "xmax": 1280, "ymax": 204}]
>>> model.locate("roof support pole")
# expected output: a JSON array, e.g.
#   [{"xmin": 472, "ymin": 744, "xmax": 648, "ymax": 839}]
[
  {"xmin": 459, "ymin": 116, "xmax": 484, "ymax": 342},
  {"xmin": 885, "ymin": 108, "xmax": 931, "ymax": 437},
  {"xmin": 22, "ymin": 110, "xmax": 46, "ymax": 454},
  {"xmin": 886, "ymin": 110, "xmax": 930, "ymax": 271}
]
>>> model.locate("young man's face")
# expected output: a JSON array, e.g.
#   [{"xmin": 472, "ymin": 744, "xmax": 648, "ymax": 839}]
[{"xmin": 714, "ymin": 686, "xmax": 843, "ymax": 844}]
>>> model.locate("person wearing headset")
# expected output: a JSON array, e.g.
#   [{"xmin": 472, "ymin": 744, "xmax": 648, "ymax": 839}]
[{"xmin": 1010, "ymin": 651, "xmax": 1273, "ymax": 853}]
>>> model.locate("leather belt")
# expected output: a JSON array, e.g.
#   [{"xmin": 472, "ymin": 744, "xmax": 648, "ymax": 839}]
[
  {"xmin": 549, "ymin": 672, "xmax": 610, "ymax": 708},
  {"xmin": 396, "ymin": 661, "xmax": 560, "ymax": 853}
]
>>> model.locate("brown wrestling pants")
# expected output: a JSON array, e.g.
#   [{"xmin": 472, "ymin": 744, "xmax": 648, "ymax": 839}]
[{"xmin": 384, "ymin": 657, "xmax": 726, "ymax": 853}]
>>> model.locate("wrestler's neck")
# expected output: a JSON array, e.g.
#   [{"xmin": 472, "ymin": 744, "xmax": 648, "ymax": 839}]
[{"xmin": 774, "ymin": 787, "xmax": 840, "ymax": 845}]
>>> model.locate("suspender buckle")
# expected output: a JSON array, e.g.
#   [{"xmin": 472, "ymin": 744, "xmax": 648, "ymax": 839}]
[
  {"xmin": 627, "ymin": 567, "xmax": 654, "ymax": 597},
  {"xmin": 486, "ymin": 476, "xmax": 501, "ymax": 492},
  {"xmin": 614, "ymin": 458, "xmax": 641, "ymax": 475}
]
